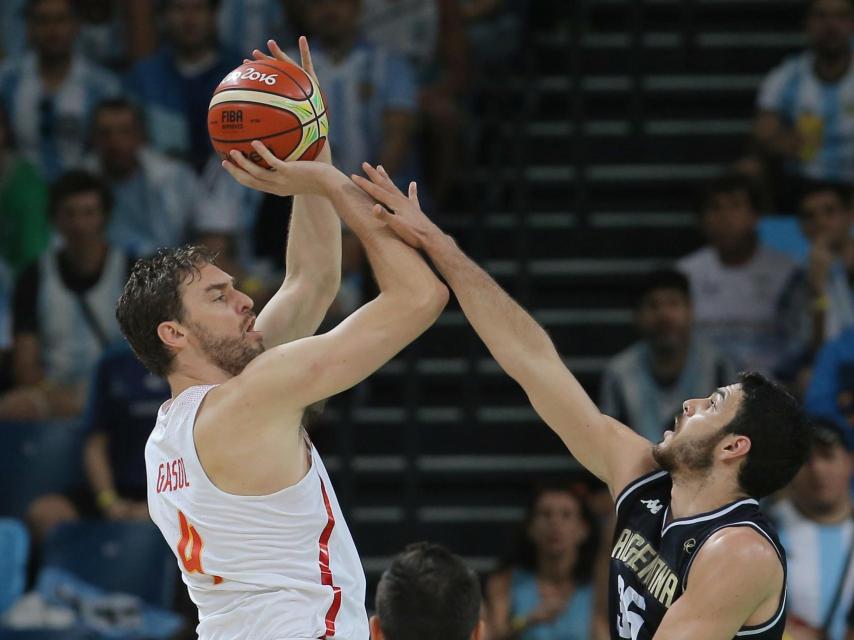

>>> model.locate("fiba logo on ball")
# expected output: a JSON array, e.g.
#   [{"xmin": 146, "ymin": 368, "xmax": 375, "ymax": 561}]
[{"xmin": 208, "ymin": 58, "xmax": 328, "ymax": 167}]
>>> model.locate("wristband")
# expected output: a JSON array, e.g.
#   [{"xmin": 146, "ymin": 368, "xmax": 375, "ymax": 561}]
[{"xmin": 96, "ymin": 489, "xmax": 118, "ymax": 511}]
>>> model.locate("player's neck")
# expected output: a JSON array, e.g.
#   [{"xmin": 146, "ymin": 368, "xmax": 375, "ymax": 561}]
[
  {"xmin": 168, "ymin": 362, "xmax": 232, "ymax": 398},
  {"xmin": 668, "ymin": 472, "xmax": 747, "ymax": 521}
]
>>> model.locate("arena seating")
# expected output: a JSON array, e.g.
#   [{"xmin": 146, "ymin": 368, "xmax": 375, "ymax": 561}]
[{"xmin": 315, "ymin": 0, "xmax": 806, "ymax": 594}]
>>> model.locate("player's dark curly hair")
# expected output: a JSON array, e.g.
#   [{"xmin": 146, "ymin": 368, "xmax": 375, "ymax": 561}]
[
  {"xmin": 375, "ymin": 542, "xmax": 481, "ymax": 640},
  {"xmin": 116, "ymin": 245, "xmax": 216, "ymax": 377},
  {"xmin": 722, "ymin": 372, "xmax": 812, "ymax": 499}
]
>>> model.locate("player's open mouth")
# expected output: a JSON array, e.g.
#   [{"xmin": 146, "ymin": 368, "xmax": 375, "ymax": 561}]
[{"xmin": 245, "ymin": 318, "xmax": 257, "ymax": 334}]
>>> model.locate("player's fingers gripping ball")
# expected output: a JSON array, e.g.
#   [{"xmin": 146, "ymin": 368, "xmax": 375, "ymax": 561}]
[{"xmin": 208, "ymin": 58, "xmax": 328, "ymax": 167}]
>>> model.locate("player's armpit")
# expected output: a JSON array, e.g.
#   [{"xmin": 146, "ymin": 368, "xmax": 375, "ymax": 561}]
[
  {"xmin": 652, "ymin": 527, "xmax": 784, "ymax": 640},
  {"xmin": 519, "ymin": 350, "xmax": 657, "ymax": 496}
]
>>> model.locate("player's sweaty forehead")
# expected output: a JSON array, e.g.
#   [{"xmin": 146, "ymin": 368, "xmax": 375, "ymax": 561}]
[{"xmin": 181, "ymin": 264, "xmax": 233, "ymax": 301}]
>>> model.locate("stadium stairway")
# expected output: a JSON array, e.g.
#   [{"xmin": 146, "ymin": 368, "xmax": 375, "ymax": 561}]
[{"xmin": 315, "ymin": 0, "xmax": 804, "ymax": 596}]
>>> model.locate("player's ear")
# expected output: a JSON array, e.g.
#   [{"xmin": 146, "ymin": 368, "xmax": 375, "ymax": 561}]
[
  {"xmin": 157, "ymin": 320, "xmax": 186, "ymax": 351},
  {"xmin": 721, "ymin": 434, "xmax": 751, "ymax": 460},
  {"xmin": 369, "ymin": 615, "xmax": 385, "ymax": 640}
]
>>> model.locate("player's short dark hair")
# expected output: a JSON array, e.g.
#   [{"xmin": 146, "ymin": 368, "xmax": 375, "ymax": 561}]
[
  {"xmin": 697, "ymin": 173, "xmax": 762, "ymax": 216},
  {"xmin": 116, "ymin": 245, "xmax": 217, "ymax": 377},
  {"xmin": 375, "ymin": 542, "xmax": 481, "ymax": 640},
  {"xmin": 721, "ymin": 372, "xmax": 812, "ymax": 499},
  {"xmin": 49, "ymin": 170, "xmax": 113, "ymax": 221},
  {"xmin": 797, "ymin": 180, "xmax": 851, "ymax": 213},
  {"xmin": 636, "ymin": 269, "xmax": 691, "ymax": 307}
]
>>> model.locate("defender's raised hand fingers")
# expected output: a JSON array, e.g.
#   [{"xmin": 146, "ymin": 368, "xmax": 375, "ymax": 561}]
[
  {"xmin": 298, "ymin": 36, "xmax": 316, "ymax": 80},
  {"xmin": 408, "ymin": 181, "xmax": 420, "ymax": 207},
  {"xmin": 229, "ymin": 149, "xmax": 271, "ymax": 180},
  {"xmin": 372, "ymin": 165, "xmax": 403, "ymax": 194},
  {"xmin": 267, "ymin": 39, "xmax": 297, "ymax": 65},
  {"xmin": 352, "ymin": 174, "xmax": 396, "ymax": 207},
  {"xmin": 250, "ymin": 140, "xmax": 285, "ymax": 170}
]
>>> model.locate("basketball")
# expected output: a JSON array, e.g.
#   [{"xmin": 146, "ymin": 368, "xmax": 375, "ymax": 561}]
[{"xmin": 208, "ymin": 58, "xmax": 328, "ymax": 167}]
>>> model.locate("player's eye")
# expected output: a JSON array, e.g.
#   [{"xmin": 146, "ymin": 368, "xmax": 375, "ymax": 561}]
[{"xmin": 215, "ymin": 294, "xmax": 226, "ymax": 302}]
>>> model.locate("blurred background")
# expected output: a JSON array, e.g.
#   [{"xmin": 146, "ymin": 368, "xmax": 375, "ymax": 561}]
[{"xmin": 3, "ymin": 0, "xmax": 854, "ymax": 639}]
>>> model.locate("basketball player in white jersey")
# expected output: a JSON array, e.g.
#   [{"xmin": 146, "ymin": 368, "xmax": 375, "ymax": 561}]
[{"xmin": 115, "ymin": 39, "xmax": 448, "ymax": 640}]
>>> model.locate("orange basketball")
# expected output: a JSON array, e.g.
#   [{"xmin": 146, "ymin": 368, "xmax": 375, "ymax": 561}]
[{"xmin": 208, "ymin": 58, "xmax": 328, "ymax": 167}]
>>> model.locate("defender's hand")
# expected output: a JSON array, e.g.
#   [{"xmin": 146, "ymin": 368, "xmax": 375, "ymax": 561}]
[
  {"xmin": 351, "ymin": 164, "xmax": 445, "ymax": 250},
  {"xmin": 222, "ymin": 141, "xmax": 338, "ymax": 197}
]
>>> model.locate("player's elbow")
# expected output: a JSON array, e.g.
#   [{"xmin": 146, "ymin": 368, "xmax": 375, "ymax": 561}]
[{"xmin": 417, "ymin": 281, "xmax": 450, "ymax": 320}]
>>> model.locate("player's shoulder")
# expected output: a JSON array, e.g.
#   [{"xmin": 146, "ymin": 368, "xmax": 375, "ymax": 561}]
[{"xmin": 691, "ymin": 525, "xmax": 783, "ymax": 591}]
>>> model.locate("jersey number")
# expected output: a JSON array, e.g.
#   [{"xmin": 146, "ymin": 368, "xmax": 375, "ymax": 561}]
[
  {"xmin": 177, "ymin": 510, "xmax": 222, "ymax": 585},
  {"xmin": 617, "ymin": 575, "xmax": 646, "ymax": 640}
]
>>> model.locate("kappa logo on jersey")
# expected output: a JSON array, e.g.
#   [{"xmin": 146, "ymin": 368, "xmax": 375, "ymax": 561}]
[
  {"xmin": 612, "ymin": 528, "xmax": 680, "ymax": 607},
  {"xmin": 641, "ymin": 499, "xmax": 663, "ymax": 514}
]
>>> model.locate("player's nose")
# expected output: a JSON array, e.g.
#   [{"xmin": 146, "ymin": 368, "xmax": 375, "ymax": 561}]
[{"xmin": 682, "ymin": 400, "xmax": 697, "ymax": 417}]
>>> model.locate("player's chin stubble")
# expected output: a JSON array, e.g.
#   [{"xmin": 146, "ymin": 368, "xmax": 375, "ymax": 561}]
[{"xmin": 191, "ymin": 322, "xmax": 266, "ymax": 377}]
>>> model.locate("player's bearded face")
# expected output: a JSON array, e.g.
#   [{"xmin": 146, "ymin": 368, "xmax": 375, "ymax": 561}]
[
  {"xmin": 187, "ymin": 317, "xmax": 265, "ymax": 377},
  {"xmin": 652, "ymin": 413, "xmax": 727, "ymax": 475}
]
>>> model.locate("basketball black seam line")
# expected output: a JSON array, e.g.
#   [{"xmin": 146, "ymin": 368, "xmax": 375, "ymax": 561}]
[{"xmin": 210, "ymin": 110, "xmax": 327, "ymax": 144}]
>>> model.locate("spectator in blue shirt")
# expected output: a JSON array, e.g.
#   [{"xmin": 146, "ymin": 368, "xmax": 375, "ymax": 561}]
[
  {"xmin": 86, "ymin": 98, "xmax": 198, "ymax": 255},
  {"xmin": 600, "ymin": 269, "xmax": 736, "ymax": 443},
  {"xmin": 805, "ymin": 327, "xmax": 854, "ymax": 440},
  {"xmin": 126, "ymin": 0, "xmax": 242, "ymax": 171},
  {"xmin": 778, "ymin": 182, "xmax": 854, "ymax": 366},
  {"xmin": 0, "ymin": 0, "xmax": 121, "ymax": 180},
  {"xmin": 755, "ymin": 0, "xmax": 854, "ymax": 186},
  {"xmin": 27, "ymin": 343, "xmax": 170, "ymax": 543},
  {"xmin": 769, "ymin": 419, "xmax": 854, "ymax": 640},
  {"xmin": 485, "ymin": 483, "xmax": 598, "ymax": 640},
  {"xmin": 300, "ymin": 0, "xmax": 418, "ymax": 182}
]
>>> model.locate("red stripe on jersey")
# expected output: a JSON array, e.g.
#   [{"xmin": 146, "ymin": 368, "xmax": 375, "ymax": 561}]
[{"xmin": 318, "ymin": 479, "xmax": 342, "ymax": 638}]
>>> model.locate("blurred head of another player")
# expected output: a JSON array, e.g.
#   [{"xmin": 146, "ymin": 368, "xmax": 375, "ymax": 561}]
[
  {"xmin": 302, "ymin": 0, "xmax": 361, "ymax": 48},
  {"xmin": 116, "ymin": 246, "xmax": 265, "ymax": 381},
  {"xmin": 635, "ymin": 270, "xmax": 693, "ymax": 358},
  {"xmin": 372, "ymin": 542, "xmax": 483, "ymax": 640},
  {"xmin": 807, "ymin": 0, "xmax": 854, "ymax": 60},
  {"xmin": 164, "ymin": 0, "xmax": 219, "ymax": 57},
  {"xmin": 25, "ymin": 0, "xmax": 79, "ymax": 64},
  {"xmin": 698, "ymin": 173, "xmax": 762, "ymax": 264},
  {"xmin": 652, "ymin": 372, "xmax": 811, "ymax": 499}
]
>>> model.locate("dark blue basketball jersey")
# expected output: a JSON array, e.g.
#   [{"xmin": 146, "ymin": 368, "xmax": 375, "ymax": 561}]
[{"xmin": 609, "ymin": 470, "xmax": 787, "ymax": 640}]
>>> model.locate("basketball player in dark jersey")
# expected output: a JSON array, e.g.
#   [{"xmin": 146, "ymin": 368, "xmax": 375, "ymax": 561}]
[{"xmin": 331, "ymin": 167, "xmax": 812, "ymax": 640}]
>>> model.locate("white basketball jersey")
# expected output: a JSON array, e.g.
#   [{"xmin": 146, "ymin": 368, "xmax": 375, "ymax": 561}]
[{"xmin": 145, "ymin": 385, "xmax": 368, "ymax": 640}]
